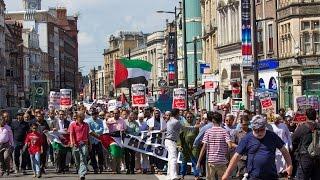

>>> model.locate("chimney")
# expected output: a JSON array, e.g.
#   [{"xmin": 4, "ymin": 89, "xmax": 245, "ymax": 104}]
[{"xmin": 56, "ymin": 7, "xmax": 67, "ymax": 20}]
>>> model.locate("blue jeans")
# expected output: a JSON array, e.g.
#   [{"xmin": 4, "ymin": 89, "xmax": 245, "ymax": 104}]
[
  {"xmin": 30, "ymin": 152, "xmax": 41, "ymax": 174},
  {"xmin": 179, "ymin": 153, "xmax": 200, "ymax": 177},
  {"xmin": 72, "ymin": 144, "xmax": 89, "ymax": 178}
]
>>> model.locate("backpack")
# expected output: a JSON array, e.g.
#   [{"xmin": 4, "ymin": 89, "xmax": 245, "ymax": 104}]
[{"xmin": 307, "ymin": 124, "xmax": 320, "ymax": 157}]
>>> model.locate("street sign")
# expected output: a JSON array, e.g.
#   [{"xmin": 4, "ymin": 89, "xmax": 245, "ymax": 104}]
[
  {"xmin": 36, "ymin": 87, "xmax": 44, "ymax": 96},
  {"xmin": 158, "ymin": 80, "xmax": 167, "ymax": 88}
]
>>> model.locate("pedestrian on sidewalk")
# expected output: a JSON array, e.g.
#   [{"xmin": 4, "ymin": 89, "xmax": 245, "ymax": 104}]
[
  {"xmin": 24, "ymin": 123, "xmax": 43, "ymax": 178},
  {"xmin": 222, "ymin": 115, "xmax": 293, "ymax": 180},
  {"xmin": 69, "ymin": 111, "xmax": 90, "ymax": 180}
]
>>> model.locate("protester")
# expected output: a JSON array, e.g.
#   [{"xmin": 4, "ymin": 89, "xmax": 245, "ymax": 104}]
[
  {"xmin": 164, "ymin": 109, "xmax": 182, "ymax": 180},
  {"xmin": 11, "ymin": 109, "xmax": 29, "ymax": 174},
  {"xmin": 292, "ymin": 108, "xmax": 320, "ymax": 180},
  {"xmin": 135, "ymin": 113, "xmax": 150, "ymax": 174},
  {"xmin": 222, "ymin": 115, "xmax": 293, "ymax": 180},
  {"xmin": 85, "ymin": 109, "xmax": 104, "ymax": 174},
  {"xmin": 51, "ymin": 110, "xmax": 71, "ymax": 174},
  {"xmin": 0, "ymin": 117, "xmax": 14, "ymax": 176},
  {"xmin": 124, "ymin": 112, "xmax": 140, "ymax": 174},
  {"xmin": 230, "ymin": 115, "xmax": 251, "ymax": 178},
  {"xmin": 69, "ymin": 111, "xmax": 90, "ymax": 180},
  {"xmin": 224, "ymin": 113, "xmax": 237, "ymax": 134},
  {"xmin": 1, "ymin": 112, "xmax": 12, "ymax": 127},
  {"xmin": 177, "ymin": 112, "xmax": 200, "ymax": 179},
  {"xmin": 106, "ymin": 109, "xmax": 126, "ymax": 174},
  {"xmin": 24, "ymin": 123, "xmax": 43, "ymax": 178},
  {"xmin": 197, "ymin": 111, "xmax": 233, "ymax": 180},
  {"xmin": 270, "ymin": 114, "xmax": 292, "ymax": 175},
  {"xmin": 34, "ymin": 112, "xmax": 50, "ymax": 174}
]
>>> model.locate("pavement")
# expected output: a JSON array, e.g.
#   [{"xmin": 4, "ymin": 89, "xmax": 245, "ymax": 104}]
[{"xmin": 2, "ymin": 168, "xmax": 196, "ymax": 180}]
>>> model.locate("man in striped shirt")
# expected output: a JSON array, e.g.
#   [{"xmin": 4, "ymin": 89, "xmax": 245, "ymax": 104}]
[{"xmin": 197, "ymin": 111, "xmax": 234, "ymax": 180}]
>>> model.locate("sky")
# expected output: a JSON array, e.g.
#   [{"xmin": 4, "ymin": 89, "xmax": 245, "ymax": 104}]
[{"xmin": 4, "ymin": 0, "xmax": 178, "ymax": 75}]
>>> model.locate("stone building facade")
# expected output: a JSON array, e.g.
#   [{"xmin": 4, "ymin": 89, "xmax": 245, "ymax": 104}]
[{"xmin": 277, "ymin": 1, "xmax": 320, "ymax": 110}]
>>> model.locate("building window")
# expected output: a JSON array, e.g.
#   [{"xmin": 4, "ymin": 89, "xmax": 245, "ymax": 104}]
[
  {"xmin": 314, "ymin": 33, "xmax": 320, "ymax": 54},
  {"xmin": 312, "ymin": 20, "xmax": 320, "ymax": 30},
  {"xmin": 268, "ymin": 24, "xmax": 273, "ymax": 53},
  {"xmin": 303, "ymin": 32, "xmax": 311, "ymax": 54},
  {"xmin": 302, "ymin": 21, "xmax": 310, "ymax": 30},
  {"xmin": 257, "ymin": 22, "xmax": 263, "ymax": 54}
]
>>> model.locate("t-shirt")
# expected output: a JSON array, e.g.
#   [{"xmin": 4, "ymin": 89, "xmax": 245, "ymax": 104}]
[
  {"xmin": 165, "ymin": 117, "xmax": 182, "ymax": 142},
  {"xmin": 68, "ymin": 121, "xmax": 90, "ymax": 146},
  {"xmin": 202, "ymin": 126, "xmax": 230, "ymax": 164},
  {"xmin": 236, "ymin": 130, "xmax": 285, "ymax": 179},
  {"xmin": 25, "ymin": 131, "xmax": 43, "ymax": 155}
]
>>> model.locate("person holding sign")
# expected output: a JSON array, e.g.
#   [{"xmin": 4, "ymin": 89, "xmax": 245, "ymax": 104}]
[{"xmin": 164, "ymin": 109, "xmax": 182, "ymax": 180}]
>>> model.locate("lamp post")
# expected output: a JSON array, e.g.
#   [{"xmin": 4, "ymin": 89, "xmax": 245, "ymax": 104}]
[{"xmin": 252, "ymin": 13, "xmax": 274, "ymax": 114}]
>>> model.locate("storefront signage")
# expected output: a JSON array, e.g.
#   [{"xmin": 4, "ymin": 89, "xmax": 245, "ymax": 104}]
[{"xmin": 258, "ymin": 59, "xmax": 279, "ymax": 70}]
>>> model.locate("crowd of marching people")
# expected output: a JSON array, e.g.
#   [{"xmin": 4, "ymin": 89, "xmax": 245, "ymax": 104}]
[{"xmin": 0, "ymin": 103, "xmax": 320, "ymax": 180}]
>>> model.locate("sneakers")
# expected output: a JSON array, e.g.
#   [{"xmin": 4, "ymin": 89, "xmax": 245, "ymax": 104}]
[{"xmin": 80, "ymin": 176, "xmax": 85, "ymax": 180}]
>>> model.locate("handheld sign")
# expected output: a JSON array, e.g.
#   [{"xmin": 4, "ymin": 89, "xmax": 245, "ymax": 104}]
[
  {"xmin": 49, "ymin": 91, "xmax": 60, "ymax": 110},
  {"xmin": 132, "ymin": 84, "xmax": 147, "ymax": 107},
  {"xmin": 60, "ymin": 89, "xmax": 72, "ymax": 110},
  {"xmin": 172, "ymin": 88, "xmax": 187, "ymax": 110}
]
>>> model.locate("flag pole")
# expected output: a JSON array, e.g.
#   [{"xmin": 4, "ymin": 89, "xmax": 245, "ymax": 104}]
[{"xmin": 128, "ymin": 48, "xmax": 132, "ymax": 105}]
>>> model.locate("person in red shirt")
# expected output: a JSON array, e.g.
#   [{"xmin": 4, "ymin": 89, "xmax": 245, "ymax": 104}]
[
  {"xmin": 24, "ymin": 123, "xmax": 43, "ymax": 178},
  {"xmin": 69, "ymin": 111, "xmax": 90, "ymax": 180}
]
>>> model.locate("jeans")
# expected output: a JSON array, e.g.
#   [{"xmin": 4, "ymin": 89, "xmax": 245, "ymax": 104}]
[
  {"xmin": 296, "ymin": 154, "xmax": 320, "ymax": 180},
  {"xmin": 73, "ymin": 144, "xmax": 89, "ymax": 178},
  {"xmin": 30, "ymin": 152, "xmax": 41, "ymax": 174},
  {"xmin": 179, "ymin": 153, "xmax": 200, "ymax": 177},
  {"xmin": 165, "ymin": 139, "xmax": 179, "ymax": 180},
  {"xmin": 14, "ymin": 143, "xmax": 28, "ymax": 170},
  {"xmin": 90, "ymin": 143, "xmax": 104, "ymax": 171}
]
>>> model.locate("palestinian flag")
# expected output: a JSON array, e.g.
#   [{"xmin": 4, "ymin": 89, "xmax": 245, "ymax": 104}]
[
  {"xmin": 99, "ymin": 134, "xmax": 123, "ymax": 158},
  {"xmin": 114, "ymin": 58, "xmax": 152, "ymax": 88},
  {"xmin": 45, "ymin": 131, "xmax": 71, "ymax": 152}
]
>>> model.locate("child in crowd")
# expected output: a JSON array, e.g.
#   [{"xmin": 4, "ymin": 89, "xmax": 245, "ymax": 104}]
[{"xmin": 24, "ymin": 123, "xmax": 43, "ymax": 178}]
